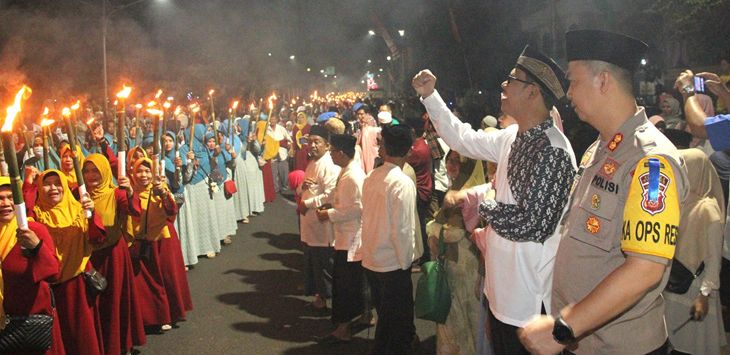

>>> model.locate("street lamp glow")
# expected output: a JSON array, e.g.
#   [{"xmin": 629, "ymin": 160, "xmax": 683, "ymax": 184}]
[
  {"xmin": 320, "ymin": 69, "xmax": 324, "ymax": 73},
  {"xmin": 289, "ymin": 55, "xmax": 296, "ymax": 60},
  {"xmin": 307, "ymin": 68, "xmax": 311, "ymax": 72},
  {"xmin": 386, "ymin": 56, "xmax": 391, "ymax": 61},
  {"xmin": 324, "ymin": 74, "xmax": 328, "ymax": 78},
  {"xmin": 398, "ymin": 30, "xmax": 405, "ymax": 37},
  {"xmin": 367, "ymin": 59, "xmax": 372, "ymax": 64},
  {"xmin": 640, "ymin": 58, "xmax": 647, "ymax": 66},
  {"xmin": 268, "ymin": 52, "xmax": 272, "ymax": 56},
  {"xmin": 368, "ymin": 30, "xmax": 375, "ymax": 36},
  {"xmin": 379, "ymin": 68, "xmax": 383, "ymax": 72}
]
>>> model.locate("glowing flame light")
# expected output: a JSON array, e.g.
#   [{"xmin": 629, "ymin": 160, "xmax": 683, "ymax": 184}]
[
  {"xmin": 71, "ymin": 100, "xmax": 80, "ymax": 111},
  {"xmin": 135, "ymin": 104, "xmax": 143, "ymax": 109},
  {"xmin": 85, "ymin": 117, "xmax": 95, "ymax": 126},
  {"xmin": 232, "ymin": 101, "xmax": 239, "ymax": 110},
  {"xmin": 40, "ymin": 107, "xmax": 54, "ymax": 127},
  {"xmin": 208, "ymin": 89, "xmax": 215, "ymax": 96},
  {"xmin": 61, "ymin": 107, "xmax": 71, "ymax": 119},
  {"xmin": 114, "ymin": 100, "xmax": 118, "ymax": 106},
  {"xmin": 116, "ymin": 85, "xmax": 132, "ymax": 99},
  {"xmin": 146, "ymin": 108, "xmax": 163, "ymax": 116},
  {"xmin": 154, "ymin": 89, "xmax": 163, "ymax": 99},
  {"xmin": 250, "ymin": 103, "xmax": 256, "ymax": 111},
  {"xmin": 2, "ymin": 86, "xmax": 32, "ymax": 132},
  {"xmin": 268, "ymin": 94, "xmax": 277, "ymax": 110},
  {"xmin": 189, "ymin": 103, "xmax": 200, "ymax": 114},
  {"xmin": 174, "ymin": 106, "xmax": 182, "ymax": 115},
  {"xmin": 147, "ymin": 101, "xmax": 157, "ymax": 108},
  {"xmin": 163, "ymin": 101, "xmax": 171, "ymax": 109}
]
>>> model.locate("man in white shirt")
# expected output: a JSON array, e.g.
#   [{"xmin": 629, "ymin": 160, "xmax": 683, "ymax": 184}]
[
  {"xmin": 361, "ymin": 124, "xmax": 418, "ymax": 354},
  {"xmin": 297, "ymin": 125, "xmax": 340, "ymax": 309},
  {"xmin": 413, "ymin": 45, "xmax": 576, "ymax": 354},
  {"xmin": 268, "ymin": 114, "xmax": 293, "ymax": 193},
  {"xmin": 315, "ymin": 134, "xmax": 366, "ymax": 344}
]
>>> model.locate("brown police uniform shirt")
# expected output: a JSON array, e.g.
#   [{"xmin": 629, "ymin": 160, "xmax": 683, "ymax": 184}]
[{"xmin": 553, "ymin": 108, "xmax": 689, "ymax": 354}]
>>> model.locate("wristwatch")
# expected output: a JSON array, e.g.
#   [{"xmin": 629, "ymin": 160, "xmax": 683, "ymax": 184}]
[
  {"xmin": 682, "ymin": 84, "xmax": 695, "ymax": 97},
  {"xmin": 552, "ymin": 316, "xmax": 576, "ymax": 345}
]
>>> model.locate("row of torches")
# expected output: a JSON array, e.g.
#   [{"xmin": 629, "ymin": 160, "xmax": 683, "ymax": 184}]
[{"xmin": 0, "ymin": 84, "xmax": 296, "ymax": 228}]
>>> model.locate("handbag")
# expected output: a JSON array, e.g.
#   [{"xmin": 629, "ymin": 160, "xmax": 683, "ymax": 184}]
[
  {"xmin": 224, "ymin": 180, "xmax": 238, "ymax": 199},
  {"xmin": 414, "ymin": 228, "xmax": 451, "ymax": 323},
  {"xmin": 665, "ymin": 260, "xmax": 705, "ymax": 294},
  {"xmin": 83, "ymin": 268, "xmax": 108, "ymax": 297},
  {"xmin": 0, "ymin": 290, "xmax": 55, "ymax": 352}
]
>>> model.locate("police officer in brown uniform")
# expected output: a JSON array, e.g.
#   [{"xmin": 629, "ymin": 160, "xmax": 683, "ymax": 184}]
[{"xmin": 519, "ymin": 30, "xmax": 690, "ymax": 355}]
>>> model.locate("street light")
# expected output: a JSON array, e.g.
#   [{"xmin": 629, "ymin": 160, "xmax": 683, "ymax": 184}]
[
  {"xmin": 290, "ymin": 55, "xmax": 296, "ymax": 60},
  {"xmin": 368, "ymin": 30, "xmax": 375, "ymax": 36},
  {"xmin": 386, "ymin": 56, "xmax": 391, "ymax": 61},
  {"xmin": 367, "ymin": 59, "xmax": 372, "ymax": 64},
  {"xmin": 102, "ymin": 0, "xmax": 167, "ymax": 118},
  {"xmin": 398, "ymin": 30, "xmax": 405, "ymax": 37}
]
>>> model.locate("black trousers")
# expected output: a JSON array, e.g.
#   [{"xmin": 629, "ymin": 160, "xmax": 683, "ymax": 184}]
[
  {"xmin": 416, "ymin": 199, "xmax": 430, "ymax": 263},
  {"xmin": 366, "ymin": 267, "xmax": 415, "ymax": 355},
  {"xmin": 331, "ymin": 251, "xmax": 364, "ymax": 324},
  {"xmin": 489, "ymin": 303, "xmax": 546, "ymax": 355}
]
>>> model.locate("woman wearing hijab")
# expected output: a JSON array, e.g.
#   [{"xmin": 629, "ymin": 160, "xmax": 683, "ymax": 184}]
[
  {"xmin": 428, "ymin": 150, "xmax": 484, "ymax": 355},
  {"xmin": 126, "ymin": 158, "xmax": 174, "ymax": 331},
  {"xmin": 83, "ymin": 154, "xmax": 146, "ymax": 354},
  {"xmin": 31, "ymin": 170, "xmax": 106, "ymax": 355},
  {"xmin": 292, "ymin": 112, "xmax": 311, "ymax": 172},
  {"xmin": 664, "ymin": 149, "xmax": 727, "ymax": 354},
  {"xmin": 236, "ymin": 115, "xmax": 265, "ymax": 215},
  {"xmin": 687, "ymin": 94, "xmax": 715, "ymax": 154},
  {"xmin": 209, "ymin": 130, "xmax": 238, "ymax": 245},
  {"xmin": 255, "ymin": 114, "xmax": 277, "ymax": 203},
  {"xmin": 158, "ymin": 134, "xmax": 194, "ymax": 325},
  {"xmin": 659, "ymin": 95, "xmax": 685, "ymax": 130},
  {"xmin": 162, "ymin": 130, "xmax": 199, "ymax": 267},
  {"xmin": 220, "ymin": 121, "xmax": 251, "ymax": 223},
  {"xmin": 57, "ymin": 142, "xmax": 83, "ymax": 190},
  {"xmin": 187, "ymin": 124, "xmax": 222, "ymax": 259},
  {"xmin": 0, "ymin": 176, "xmax": 64, "ymax": 355}
]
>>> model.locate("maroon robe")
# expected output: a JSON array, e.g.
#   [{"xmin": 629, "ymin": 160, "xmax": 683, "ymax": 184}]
[
  {"xmin": 158, "ymin": 222, "xmax": 193, "ymax": 323},
  {"xmin": 1, "ymin": 221, "xmax": 64, "ymax": 355},
  {"xmin": 261, "ymin": 161, "xmax": 276, "ymax": 203},
  {"xmin": 90, "ymin": 188, "xmax": 146, "ymax": 354}
]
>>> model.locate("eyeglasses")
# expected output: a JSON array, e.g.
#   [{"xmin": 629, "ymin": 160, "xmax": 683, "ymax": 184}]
[{"xmin": 506, "ymin": 74, "xmax": 534, "ymax": 86}]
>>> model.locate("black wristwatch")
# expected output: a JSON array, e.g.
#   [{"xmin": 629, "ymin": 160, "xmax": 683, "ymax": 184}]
[{"xmin": 552, "ymin": 316, "xmax": 576, "ymax": 345}]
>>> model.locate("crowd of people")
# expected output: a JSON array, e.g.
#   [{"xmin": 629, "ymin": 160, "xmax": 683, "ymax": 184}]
[{"xmin": 1, "ymin": 27, "xmax": 730, "ymax": 355}]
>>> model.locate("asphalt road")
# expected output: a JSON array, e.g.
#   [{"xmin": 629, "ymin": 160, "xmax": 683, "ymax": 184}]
[{"xmin": 141, "ymin": 194, "xmax": 436, "ymax": 355}]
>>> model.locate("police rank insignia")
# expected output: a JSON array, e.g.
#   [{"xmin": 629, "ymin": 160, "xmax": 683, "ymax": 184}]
[
  {"xmin": 591, "ymin": 194, "xmax": 601, "ymax": 210},
  {"xmin": 607, "ymin": 133, "xmax": 623, "ymax": 151},
  {"xmin": 586, "ymin": 216, "xmax": 601, "ymax": 234}
]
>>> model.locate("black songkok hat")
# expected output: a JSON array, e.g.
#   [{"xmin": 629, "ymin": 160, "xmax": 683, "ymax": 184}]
[
  {"xmin": 309, "ymin": 124, "xmax": 330, "ymax": 141},
  {"xmin": 515, "ymin": 45, "xmax": 567, "ymax": 101},
  {"xmin": 329, "ymin": 134, "xmax": 356, "ymax": 156},
  {"xmin": 565, "ymin": 29, "xmax": 648, "ymax": 72}
]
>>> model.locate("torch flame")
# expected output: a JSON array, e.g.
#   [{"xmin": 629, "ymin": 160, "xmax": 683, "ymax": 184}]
[
  {"xmin": 147, "ymin": 101, "xmax": 157, "ymax": 108},
  {"xmin": 61, "ymin": 107, "xmax": 71, "ymax": 119},
  {"xmin": 174, "ymin": 106, "xmax": 182, "ymax": 115},
  {"xmin": 189, "ymin": 103, "xmax": 200, "ymax": 114},
  {"xmin": 71, "ymin": 100, "xmax": 80, "ymax": 111},
  {"xmin": 85, "ymin": 117, "xmax": 95, "ymax": 126},
  {"xmin": 135, "ymin": 104, "xmax": 143, "ymax": 109},
  {"xmin": 232, "ymin": 101, "xmax": 239, "ymax": 110},
  {"xmin": 163, "ymin": 101, "xmax": 171, "ymax": 109},
  {"xmin": 249, "ymin": 103, "xmax": 256, "ymax": 111},
  {"xmin": 114, "ymin": 100, "xmax": 118, "ymax": 106},
  {"xmin": 268, "ymin": 94, "xmax": 277, "ymax": 110},
  {"xmin": 41, "ymin": 107, "xmax": 49, "ymax": 117},
  {"xmin": 146, "ymin": 108, "xmax": 163, "ymax": 116},
  {"xmin": 2, "ymin": 85, "xmax": 32, "ymax": 132},
  {"xmin": 208, "ymin": 89, "xmax": 215, "ymax": 96},
  {"xmin": 154, "ymin": 89, "xmax": 163, "ymax": 99},
  {"xmin": 116, "ymin": 85, "xmax": 132, "ymax": 99},
  {"xmin": 291, "ymin": 99, "xmax": 296, "ymax": 105},
  {"xmin": 40, "ymin": 118, "xmax": 55, "ymax": 127}
]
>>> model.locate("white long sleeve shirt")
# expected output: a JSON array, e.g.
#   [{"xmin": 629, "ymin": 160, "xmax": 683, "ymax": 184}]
[
  {"xmin": 326, "ymin": 160, "xmax": 366, "ymax": 261},
  {"xmin": 422, "ymin": 90, "xmax": 576, "ymax": 327},
  {"xmin": 361, "ymin": 161, "xmax": 417, "ymax": 272},
  {"xmin": 298, "ymin": 151, "xmax": 340, "ymax": 247}
]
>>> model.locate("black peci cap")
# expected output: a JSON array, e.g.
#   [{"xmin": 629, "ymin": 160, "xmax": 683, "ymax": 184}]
[{"xmin": 565, "ymin": 29, "xmax": 648, "ymax": 72}]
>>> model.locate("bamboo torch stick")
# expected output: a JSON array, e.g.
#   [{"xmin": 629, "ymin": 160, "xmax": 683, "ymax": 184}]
[
  {"xmin": 116, "ymin": 85, "xmax": 132, "ymax": 177},
  {"xmin": 62, "ymin": 107, "xmax": 92, "ymax": 218},
  {"xmin": 1, "ymin": 85, "xmax": 31, "ymax": 228}
]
